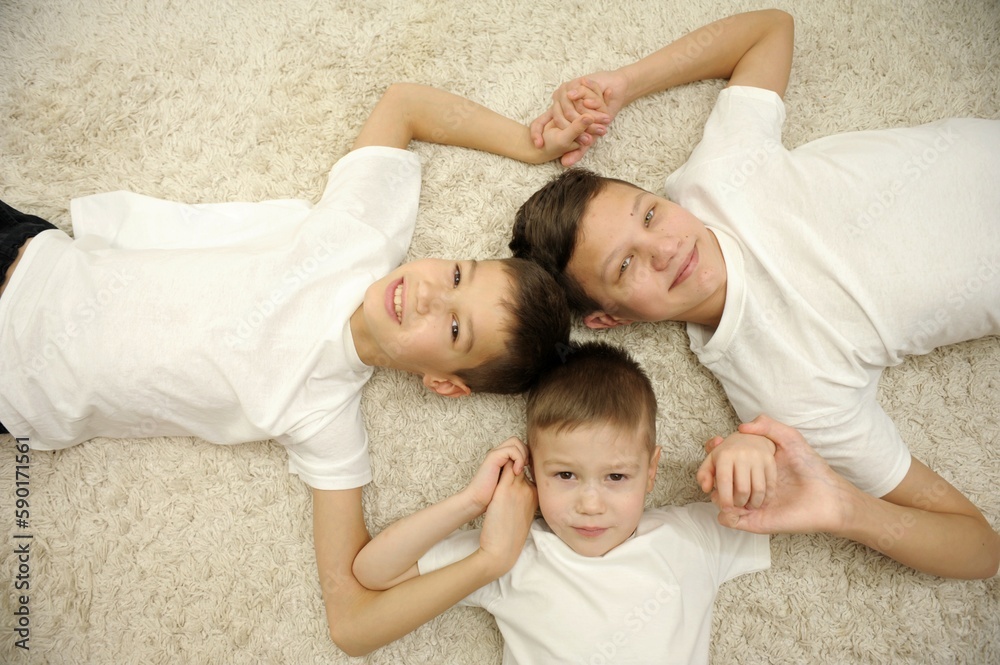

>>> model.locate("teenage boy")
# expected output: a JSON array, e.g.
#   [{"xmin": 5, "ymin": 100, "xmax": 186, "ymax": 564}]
[
  {"xmin": 510, "ymin": 10, "xmax": 1000, "ymax": 579},
  {"xmin": 0, "ymin": 82, "xmax": 595, "ymax": 654},
  {"xmin": 353, "ymin": 342, "xmax": 774, "ymax": 664}
]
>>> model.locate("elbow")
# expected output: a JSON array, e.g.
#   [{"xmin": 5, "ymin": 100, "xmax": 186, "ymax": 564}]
[
  {"xmin": 328, "ymin": 615, "xmax": 375, "ymax": 658},
  {"xmin": 760, "ymin": 8, "xmax": 794, "ymax": 43},
  {"xmin": 955, "ymin": 524, "xmax": 1000, "ymax": 580},
  {"xmin": 765, "ymin": 8, "xmax": 794, "ymax": 28},
  {"xmin": 981, "ymin": 529, "xmax": 1000, "ymax": 579},
  {"xmin": 380, "ymin": 82, "xmax": 419, "ymax": 109}
]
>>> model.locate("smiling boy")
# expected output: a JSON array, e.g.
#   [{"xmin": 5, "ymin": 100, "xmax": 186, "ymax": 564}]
[
  {"xmin": 0, "ymin": 82, "xmax": 591, "ymax": 654},
  {"xmin": 511, "ymin": 10, "xmax": 1000, "ymax": 578},
  {"xmin": 352, "ymin": 341, "xmax": 771, "ymax": 664}
]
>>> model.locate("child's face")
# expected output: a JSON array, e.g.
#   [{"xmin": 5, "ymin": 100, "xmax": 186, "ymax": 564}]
[
  {"xmin": 566, "ymin": 182, "xmax": 727, "ymax": 328},
  {"xmin": 531, "ymin": 421, "xmax": 660, "ymax": 557},
  {"xmin": 354, "ymin": 258, "xmax": 513, "ymax": 395}
]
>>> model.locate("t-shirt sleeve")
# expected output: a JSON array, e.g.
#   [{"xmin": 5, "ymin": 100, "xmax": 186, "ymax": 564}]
[
  {"xmin": 276, "ymin": 382, "xmax": 374, "ymax": 490},
  {"xmin": 70, "ymin": 192, "xmax": 313, "ymax": 249},
  {"xmin": 418, "ymin": 528, "xmax": 498, "ymax": 609},
  {"xmin": 69, "ymin": 145, "xmax": 421, "ymax": 254},
  {"xmin": 794, "ymin": 394, "xmax": 913, "ymax": 498},
  {"xmin": 665, "ymin": 86, "xmax": 786, "ymax": 199},
  {"xmin": 311, "ymin": 145, "xmax": 422, "ymax": 259},
  {"xmin": 673, "ymin": 502, "xmax": 770, "ymax": 586}
]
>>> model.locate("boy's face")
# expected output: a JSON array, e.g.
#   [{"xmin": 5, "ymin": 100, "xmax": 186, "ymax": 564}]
[
  {"xmin": 353, "ymin": 258, "xmax": 513, "ymax": 396},
  {"xmin": 566, "ymin": 182, "xmax": 727, "ymax": 329},
  {"xmin": 531, "ymin": 421, "xmax": 660, "ymax": 557}
]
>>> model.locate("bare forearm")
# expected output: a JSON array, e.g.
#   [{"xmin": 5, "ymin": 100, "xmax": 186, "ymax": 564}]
[
  {"xmin": 618, "ymin": 9, "xmax": 793, "ymax": 103},
  {"xmin": 361, "ymin": 83, "xmax": 551, "ymax": 163},
  {"xmin": 837, "ymin": 491, "xmax": 1000, "ymax": 579},
  {"xmin": 314, "ymin": 488, "xmax": 498, "ymax": 657},
  {"xmin": 336, "ymin": 551, "xmax": 498, "ymax": 656},
  {"xmin": 354, "ymin": 490, "xmax": 482, "ymax": 589}
]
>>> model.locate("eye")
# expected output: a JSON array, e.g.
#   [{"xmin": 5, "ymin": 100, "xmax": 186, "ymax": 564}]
[
  {"xmin": 608, "ymin": 473, "xmax": 626, "ymax": 482},
  {"xmin": 619, "ymin": 256, "xmax": 632, "ymax": 275},
  {"xmin": 644, "ymin": 208, "xmax": 654, "ymax": 227},
  {"xmin": 453, "ymin": 264, "xmax": 462, "ymax": 288},
  {"xmin": 556, "ymin": 471, "xmax": 574, "ymax": 480},
  {"xmin": 451, "ymin": 316, "xmax": 460, "ymax": 342}
]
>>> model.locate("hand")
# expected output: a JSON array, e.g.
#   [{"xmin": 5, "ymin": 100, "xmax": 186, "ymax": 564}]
[
  {"xmin": 534, "ymin": 114, "xmax": 598, "ymax": 165},
  {"xmin": 478, "ymin": 462, "xmax": 538, "ymax": 575},
  {"xmin": 463, "ymin": 437, "xmax": 530, "ymax": 515},
  {"xmin": 713, "ymin": 416, "xmax": 858, "ymax": 536},
  {"xmin": 697, "ymin": 431, "xmax": 776, "ymax": 510},
  {"xmin": 530, "ymin": 70, "xmax": 629, "ymax": 166}
]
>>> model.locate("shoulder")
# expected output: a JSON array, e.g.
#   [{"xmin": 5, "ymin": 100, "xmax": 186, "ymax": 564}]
[{"xmin": 327, "ymin": 145, "xmax": 422, "ymax": 187}]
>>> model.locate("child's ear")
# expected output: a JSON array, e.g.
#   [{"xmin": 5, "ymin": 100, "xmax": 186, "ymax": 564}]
[
  {"xmin": 583, "ymin": 310, "xmax": 633, "ymax": 330},
  {"xmin": 646, "ymin": 446, "xmax": 662, "ymax": 493},
  {"xmin": 422, "ymin": 373, "xmax": 472, "ymax": 398}
]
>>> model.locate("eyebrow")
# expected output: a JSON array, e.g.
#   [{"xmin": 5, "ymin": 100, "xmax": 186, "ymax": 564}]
[
  {"xmin": 463, "ymin": 260, "xmax": 478, "ymax": 354},
  {"xmin": 599, "ymin": 190, "xmax": 648, "ymax": 282},
  {"xmin": 539, "ymin": 457, "xmax": 641, "ymax": 474}
]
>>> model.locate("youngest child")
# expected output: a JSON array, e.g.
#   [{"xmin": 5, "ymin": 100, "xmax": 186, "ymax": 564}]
[{"xmin": 353, "ymin": 341, "xmax": 772, "ymax": 664}]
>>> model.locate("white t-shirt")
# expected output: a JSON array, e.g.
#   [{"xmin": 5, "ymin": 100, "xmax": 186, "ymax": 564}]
[
  {"xmin": 0, "ymin": 146, "xmax": 421, "ymax": 490},
  {"xmin": 666, "ymin": 86, "xmax": 1000, "ymax": 496},
  {"xmin": 419, "ymin": 503, "xmax": 770, "ymax": 665}
]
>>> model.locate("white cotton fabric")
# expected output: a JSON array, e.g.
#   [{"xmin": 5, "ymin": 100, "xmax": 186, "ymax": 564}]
[
  {"xmin": 0, "ymin": 146, "xmax": 421, "ymax": 490},
  {"xmin": 668, "ymin": 86, "xmax": 1000, "ymax": 496},
  {"xmin": 418, "ymin": 503, "xmax": 769, "ymax": 665}
]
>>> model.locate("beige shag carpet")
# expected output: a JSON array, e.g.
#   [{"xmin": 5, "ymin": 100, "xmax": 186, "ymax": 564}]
[{"xmin": 1, "ymin": 0, "xmax": 998, "ymax": 663}]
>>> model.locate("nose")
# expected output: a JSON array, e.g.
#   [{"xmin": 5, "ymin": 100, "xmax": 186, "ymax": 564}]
[
  {"xmin": 414, "ymin": 279, "xmax": 453, "ymax": 316},
  {"xmin": 576, "ymin": 486, "xmax": 605, "ymax": 515},
  {"xmin": 647, "ymin": 234, "xmax": 676, "ymax": 272}
]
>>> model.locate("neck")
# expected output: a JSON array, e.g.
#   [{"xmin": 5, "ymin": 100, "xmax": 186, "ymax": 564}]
[
  {"xmin": 691, "ymin": 229, "xmax": 727, "ymax": 328},
  {"xmin": 349, "ymin": 306, "xmax": 383, "ymax": 367}
]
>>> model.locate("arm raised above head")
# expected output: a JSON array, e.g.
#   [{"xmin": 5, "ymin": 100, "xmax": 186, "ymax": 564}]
[
  {"xmin": 532, "ymin": 9, "xmax": 795, "ymax": 166},
  {"xmin": 351, "ymin": 82, "xmax": 594, "ymax": 164}
]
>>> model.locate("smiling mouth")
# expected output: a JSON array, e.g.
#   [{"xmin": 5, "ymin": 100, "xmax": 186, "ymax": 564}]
[
  {"xmin": 670, "ymin": 246, "xmax": 698, "ymax": 289},
  {"xmin": 393, "ymin": 283, "xmax": 403, "ymax": 323}
]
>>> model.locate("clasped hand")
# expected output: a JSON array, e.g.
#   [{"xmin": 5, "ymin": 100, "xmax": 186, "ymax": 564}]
[
  {"xmin": 698, "ymin": 416, "xmax": 856, "ymax": 536},
  {"xmin": 530, "ymin": 70, "xmax": 629, "ymax": 166},
  {"xmin": 462, "ymin": 437, "xmax": 538, "ymax": 574}
]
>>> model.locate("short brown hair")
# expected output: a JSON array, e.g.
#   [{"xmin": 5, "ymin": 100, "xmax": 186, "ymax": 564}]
[
  {"xmin": 510, "ymin": 168, "xmax": 636, "ymax": 315},
  {"xmin": 526, "ymin": 341, "xmax": 657, "ymax": 450},
  {"xmin": 455, "ymin": 258, "xmax": 571, "ymax": 395}
]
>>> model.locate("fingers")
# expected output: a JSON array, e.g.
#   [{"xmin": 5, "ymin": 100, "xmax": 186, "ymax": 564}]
[
  {"xmin": 529, "ymin": 109, "xmax": 554, "ymax": 148},
  {"xmin": 718, "ymin": 509, "xmax": 750, "ymax": 531},
  {"xmin": 696, "ymin": 455, "xmax": 716, "ymax": 493},
  {"xmin": 553, "ymin": 115, "xmax": 595, "ymax": 167},
  {"xmin": 560, "ymin": 147, "xmax": 586, "ymax": 168},
  {"xmin": 715, "ymin": 460, "xmax": 734, "ymax": 509},
  {"xmin": 747, "ymin": 464, "xmax": 767, "ymax": 509},
  {"xmin": 490, "ymin": 437, "xmax": 529, "ymax": 475}
]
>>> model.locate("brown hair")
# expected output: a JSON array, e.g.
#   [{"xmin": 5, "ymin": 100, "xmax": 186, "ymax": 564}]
[
  {"xmin": 510, "ymin": 168, "xmax": 637, "ymax": 315},
  {"xmin": 526, "ymin": 341, "xmax": 657, "ymax": 450},
  {"xmin": 455, "ymin": 258, "xmax": 571, "ymax": 395}
]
